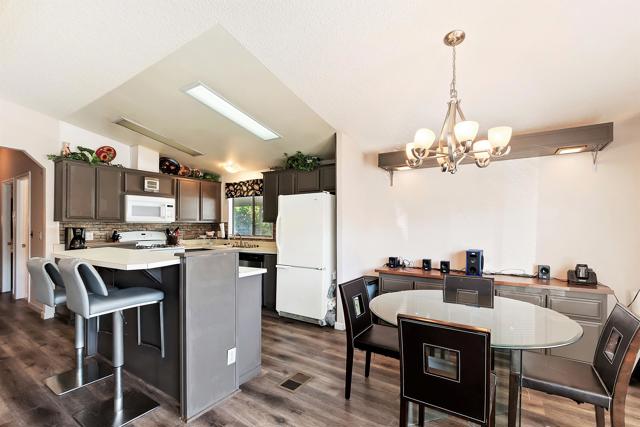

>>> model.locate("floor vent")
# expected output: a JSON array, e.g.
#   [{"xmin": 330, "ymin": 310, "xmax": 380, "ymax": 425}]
[{"xmin": 279, "ymin": 372, "xmax": 312, "ymax": 392}]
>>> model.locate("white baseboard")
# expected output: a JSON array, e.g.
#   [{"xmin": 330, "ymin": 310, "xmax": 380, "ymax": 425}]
[{"xmin": 334, "ymin": 321, "xmax": 345, "ymax": 331}]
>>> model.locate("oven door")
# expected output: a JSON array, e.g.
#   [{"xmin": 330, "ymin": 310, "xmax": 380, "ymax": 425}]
[{"xmin": 125, "ymin": 195, "xmax": 176, "ymax": 223}]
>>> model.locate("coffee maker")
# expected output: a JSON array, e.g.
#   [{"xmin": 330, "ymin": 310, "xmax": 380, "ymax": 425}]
[{"xmin": 65, "ymin": 227, "xmax": 87, "ymax": 250}]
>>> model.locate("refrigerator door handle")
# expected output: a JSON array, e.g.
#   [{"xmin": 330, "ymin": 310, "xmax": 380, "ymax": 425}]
[{"xmin": 275, "ymin": 210, "xmax": 282, "ymax": 254}]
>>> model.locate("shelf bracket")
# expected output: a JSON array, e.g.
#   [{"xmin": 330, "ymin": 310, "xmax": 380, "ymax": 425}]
[
  {"xmin": 592, "ymin": 145, "xmax": 600, "ymax": 170},
  {"xmin": 388, "ymin": 170, "xmax": 394, "ymax": 187}
]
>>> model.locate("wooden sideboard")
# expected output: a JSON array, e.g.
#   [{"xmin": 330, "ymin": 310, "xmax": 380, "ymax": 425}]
[{"xmin": 374, "ymin": 267, "xmax": 614, "ymax": 363}]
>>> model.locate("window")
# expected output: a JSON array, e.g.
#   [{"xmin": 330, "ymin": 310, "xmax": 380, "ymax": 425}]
[{"xmin": 230, "ymin": 196, "xmax": 273, "ymax": 237}]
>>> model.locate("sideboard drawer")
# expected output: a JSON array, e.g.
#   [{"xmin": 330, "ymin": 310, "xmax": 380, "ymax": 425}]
[
  {"xmin": 549, "ymin": 295, "xmax": 603, "ymax": 321},
  {"xmin": 380, "ymin": 276, "xmax": 413, "ymax": 293}
]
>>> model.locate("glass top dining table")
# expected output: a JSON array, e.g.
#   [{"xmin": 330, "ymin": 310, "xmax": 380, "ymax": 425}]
[{"xmin": 369, "ymin": 290, "xmax": 584, "ymax": 426}]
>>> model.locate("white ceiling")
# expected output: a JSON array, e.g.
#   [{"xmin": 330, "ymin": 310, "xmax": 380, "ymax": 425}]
[
  {"xmin": 64, "ymin": 25, "xmax": 335, "ymax": 173},
  {"xmin": 1, "ymin": 1, "xmax": 639, "ymax": 169}
]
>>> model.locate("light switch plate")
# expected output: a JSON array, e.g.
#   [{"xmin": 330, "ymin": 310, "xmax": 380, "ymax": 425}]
[{"xmin": 227, "ymin": 347, "xmax": 236, "ymax": 365}]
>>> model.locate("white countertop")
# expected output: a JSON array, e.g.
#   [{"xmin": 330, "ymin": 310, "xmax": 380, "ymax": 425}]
[
  {"xmin": 53, "ymin": 247, "xmax": 181, "ymax": 271},
  {"xmin": 238, "ymin": 266, "xmax": 267, "ymax": 278},
  {"xmin": 181, "ymin": 239, "xmax": 277, "ymax": 255}
]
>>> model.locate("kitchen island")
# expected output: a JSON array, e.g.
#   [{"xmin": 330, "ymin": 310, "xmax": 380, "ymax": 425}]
[{"xmin": 53, "ymin": 247, "xmax": 265, "ymax": 421}]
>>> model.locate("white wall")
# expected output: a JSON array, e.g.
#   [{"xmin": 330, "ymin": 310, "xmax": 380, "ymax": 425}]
[
  {"xmin": 59, "ymin": 122, "xmax": 132, "ymax": 168},
  {"xmin": 337, "ymin": 115, "xmax": 640, "ymax": 306}
]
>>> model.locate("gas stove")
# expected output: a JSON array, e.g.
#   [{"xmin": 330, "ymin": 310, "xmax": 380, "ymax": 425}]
[{"xmin": 117, "ymin": 231, "xmax": 185, "ymax": 254}]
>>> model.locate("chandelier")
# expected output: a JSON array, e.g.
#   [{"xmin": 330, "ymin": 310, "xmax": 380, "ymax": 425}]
[{"xmin": 406, "ymin": 30, "xmax": 512, "ymax": 174}]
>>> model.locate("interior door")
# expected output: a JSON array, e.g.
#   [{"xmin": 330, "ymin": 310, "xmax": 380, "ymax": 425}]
[
  {"xmin": 13, "ymin": 176, "xmax": 29, "ymax": 300},
  {"xmin": 1, "ymin": 181, "xmax": 13, "ymax": 293}
]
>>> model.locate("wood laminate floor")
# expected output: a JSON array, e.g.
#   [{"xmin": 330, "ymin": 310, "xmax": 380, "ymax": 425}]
[{"xmin": 0, "ymin": 294, "xmax": 639, "ymax": 426}]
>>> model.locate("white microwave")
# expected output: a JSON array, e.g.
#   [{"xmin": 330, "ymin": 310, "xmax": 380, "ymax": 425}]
[{"xmin": 125, "ymin": 195, "xmax": 175, "ymax": 223}]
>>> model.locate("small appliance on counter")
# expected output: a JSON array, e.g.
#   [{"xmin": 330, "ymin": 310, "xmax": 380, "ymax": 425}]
[
  {"xmin": 567, "ymin": 264, "xmax": 598, "ymax": 287},
  {"xmin": 65, "ymin": 227, "xmax": 87, "ymax": 250},
  {"xmin": 422, "ymin": 259, "xmax": 432, "ymax": 271},
  {"xmin": 465, "ymin": 249, "xmax": 484, "ymax": 276},
  {"xmin": 111, "ymin": 230, "xmax": 121, "ymax": 242}
]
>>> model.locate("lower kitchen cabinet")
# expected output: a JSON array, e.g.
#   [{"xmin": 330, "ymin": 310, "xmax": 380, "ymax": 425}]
[{"xmin": 239, "ymin": 252, "xmax": 278, "ymax": 311}]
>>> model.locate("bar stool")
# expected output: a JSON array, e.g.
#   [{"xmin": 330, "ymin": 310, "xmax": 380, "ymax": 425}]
[
  {"xmin": 26, "ymin": 258, "xmax": 112, "ymax": 395},
  {"xmin": 59, "ymin": 258, "xmax": 164, "ymax": 427}
]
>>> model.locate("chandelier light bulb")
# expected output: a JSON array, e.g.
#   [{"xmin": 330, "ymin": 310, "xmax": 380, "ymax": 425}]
[
  {"xmin": 488, "ymin": 126, "xmax": 513, "ymax": 149},
  {"xmin": 454, "ymin": 120, "xmax": 479, "ymax": 143},
  {"xmin": 405, "ymin": 142, "xmax": 418, "ymax": 160},
  {"xmin": 473, "ymin": 139, "xmax": 491, "ymax": 160},
  {"xmin": 413, "ymin": 128, "xmax": 436, "ymax": 150}
]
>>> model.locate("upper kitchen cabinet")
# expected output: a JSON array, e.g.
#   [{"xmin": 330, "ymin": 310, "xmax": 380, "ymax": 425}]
[
  {"xmin": 124, "ymin": 172, "xmax": 174, "ymax": 197},
  {"xmin": 295, "ymin": 169, "xmax": 320, "ymax": 193},
  {"xmin": 262, "ymin": 172, "xmax": 279, "ymax": 223},
  {"xmin": 261, "ymin": 161, "xmax": 336, "ymax": 223},
  {"xmin": 320, "ymin": 164, "xmax": 336, "ymax": 192},
  {"xmin": 200, "ymin": 181, "xmax": 222, "ymax": 222},
  {"xmin": 54, "ymin": 161, "xmax": 97, "ymax": 221},
  {"xmin": 177, "ymin": 179, "xmax": 201, "ymax": 222},
  {"xmin": 278, "ymin": 170, "xmax": 296, "ymax": 195},
  {"xmin": 96, "ymin": 167, "xmax": 122, "ymax": 221}
]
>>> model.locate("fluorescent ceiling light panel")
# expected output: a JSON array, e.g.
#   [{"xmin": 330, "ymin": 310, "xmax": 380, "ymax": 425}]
[
  {"xmin": 555, "ymin": 145, "xmax": 588, "ymax": 155},
  {"xmin": 114, "ymin": 117, "xmax": 203, "ymax": 157},
  {"xmin": 184, "ymin": 83, "xmax": 280, "ymax": 141}
]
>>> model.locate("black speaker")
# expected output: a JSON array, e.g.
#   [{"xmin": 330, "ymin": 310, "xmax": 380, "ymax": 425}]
[
  {"xmin": 440, "ymin": 261, "xmax": 450, "ymax": 274},
  {"xmin": 465, "ymin": 249, "xmax": 484, "ymax": 276},
  {"xmin": 388, "ymin": 257, "xmax": 399, "ymax": 268},
  {"xmin": 422, "ymin": 259, "xmax": 432, "ymax": 271},
  {"xmin": 538, "ymin": 265, "xmax": 551, "ymax": 280}
]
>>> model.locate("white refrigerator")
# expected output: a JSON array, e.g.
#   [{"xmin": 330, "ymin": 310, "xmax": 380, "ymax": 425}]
[{"xmin": 275, "ymin": 192, "xmax": 336, "ymax": 325}]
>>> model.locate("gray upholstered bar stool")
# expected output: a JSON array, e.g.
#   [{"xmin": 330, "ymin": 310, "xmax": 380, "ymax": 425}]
[
  {"xmin": 26, "ymin": 258, "xmax": 112, "ymax": 395},
  {"xmin": 59, "ymin": 258, "xmax": 164, "ymax": 427}
]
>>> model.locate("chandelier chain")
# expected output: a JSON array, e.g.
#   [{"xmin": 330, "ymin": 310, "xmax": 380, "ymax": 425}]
[{"xmin": 449, "ymin": 46, "xmax": 457, "ymax": 99}]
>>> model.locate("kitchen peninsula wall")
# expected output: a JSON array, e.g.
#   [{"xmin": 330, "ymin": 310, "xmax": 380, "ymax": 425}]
[{"xmin": 59, "ymin": 221, "xmax": 215, "ymax": 242}]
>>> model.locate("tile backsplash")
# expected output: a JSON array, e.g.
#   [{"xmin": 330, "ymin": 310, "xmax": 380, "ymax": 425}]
[{"xmin": 59, "ymin": 222, "xmax": 216, "ymax": 243}]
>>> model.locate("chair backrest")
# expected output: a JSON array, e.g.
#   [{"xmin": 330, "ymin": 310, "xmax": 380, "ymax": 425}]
[
  {"xmin": 58, "ymin": 258, "xmax": 109, "ymax": 318},
  {"xmin": 26, "ymin": 258, "xmax": 64, "ymax": 307},
  {"xmin": 398, "ymin": 314, "xmax": 491, "ymax": 425},
  {"xmin": 593, "ymin": 303, "xmax": 640, "ymax": 398},
  {"xmin": 443, "ymin": 275, "xmax": 494, "ymax": 308},
  {"xmin": 339, "ymin": 277, "xmax": 373, "ymax": 345}
]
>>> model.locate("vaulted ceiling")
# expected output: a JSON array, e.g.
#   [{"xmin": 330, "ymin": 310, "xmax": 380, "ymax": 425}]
[{"xmin": 1, "ymin": 1, "xmax": 639, "ymax": 173}]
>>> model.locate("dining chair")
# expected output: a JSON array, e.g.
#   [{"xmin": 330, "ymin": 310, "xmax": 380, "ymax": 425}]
[
  {"xmin": 443, "ymin": 275, "xmax": 494, "ymax": 308},
  {"xmin": 397, "ymin": 314, "xmax": 495, "ymax": 427},
  {"xmin": 338, "ymin": 277, "xmax": 399, "ymax": 400},
  {"xmin": 521, "ymin": 303, "xmax": 640, "ymax": 427}
]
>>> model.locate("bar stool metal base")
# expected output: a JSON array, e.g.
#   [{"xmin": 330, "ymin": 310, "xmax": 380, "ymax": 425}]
[
  {"xmin": 44, "ymin": 357, "xmax": 113, "ymax": 396},
  {"xmin": 72, "ymin": 389, "xmax": 159, "ymax": 427}
]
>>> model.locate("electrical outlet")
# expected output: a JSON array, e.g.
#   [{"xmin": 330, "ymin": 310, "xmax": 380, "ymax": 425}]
[{"xmin": 227, "ymin": 347, "xmax": 236, "ymax": 365}]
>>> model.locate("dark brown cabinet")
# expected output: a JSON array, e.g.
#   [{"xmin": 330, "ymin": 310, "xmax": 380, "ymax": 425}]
[
  {"xmin": 262, "ymin": 172, "xmax": 279, "ymax": 223},
  {"xmin": 54, "ymin": 161, "xmax": 96, "ymax": 221},
  {"xmin": 320, "ymin": 164, "xmax": 336, "ymax": 192},
  {"xmin": 278, "ymin": 170, "xmax": 296, "ymax": 195},
  {"xmin": 295, "ymin": 169, "xmax": 320, "ymax": 193},
  {"xmin": 123, "ymin": 172, "xmax": 174, "ymax": 196},
  {"xmin": 96, "ymin": 167, "xmax": 122, "ymax": 221},
  {"xmin": 261, "ymin": 161, "xmax": 336, "ymax": 223},
  {"xmin": 177, "ymin": 179, "xmax": 200, "ymax": 222},
  {"xmin": 200, "ymin": 181, "xmax": 221, "ymax": 222}
]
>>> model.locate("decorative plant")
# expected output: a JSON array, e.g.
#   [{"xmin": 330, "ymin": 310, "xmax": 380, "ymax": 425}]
[
  {"xmin": 47, "ymin": 146, "xmax": 99, "ymax": 164},
  {"xmin": 202, "ymin": 172, "xmax": 221, "ymax": 182},
  {"xmin": 284, "ymin": 151, "xmax": 320, "ymax": 171}
]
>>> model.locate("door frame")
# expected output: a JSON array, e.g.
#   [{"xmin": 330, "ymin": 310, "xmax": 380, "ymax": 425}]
[
  {"xmin": 1, "ymin": 178, "xmax": 13, "ymax": 294},
  {"xmin": 12, "ymin": 172, "xmax": 31, "ymax": 301}
]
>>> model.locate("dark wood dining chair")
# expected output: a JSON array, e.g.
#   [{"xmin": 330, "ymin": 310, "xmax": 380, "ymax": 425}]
[
  {"xmin": 443, "ymin": 274, "xmax": 495, "ymax": 308},
  {"xmin": 521, "ymin": 303, "xmax": 640, "ymax": 427},
  {"xmin": 397, "ymin": 314, "xmax": 495, "ymax": 427},
  {"xmin": 339, "ymin": 277, "xmax": 399, "ymax": 400}
]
